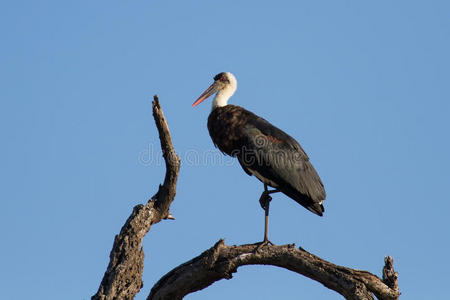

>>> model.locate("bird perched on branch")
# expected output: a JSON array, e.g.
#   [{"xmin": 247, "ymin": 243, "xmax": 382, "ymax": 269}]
[{"xmin": 193, "ymin": 72, "xmax": 326, "ymax": 245}]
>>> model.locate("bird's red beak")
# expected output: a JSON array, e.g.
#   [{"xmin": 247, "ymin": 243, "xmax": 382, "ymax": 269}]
[{"xmin": 192, "ymin": 82, "xmax": 219, "ymax": 107}]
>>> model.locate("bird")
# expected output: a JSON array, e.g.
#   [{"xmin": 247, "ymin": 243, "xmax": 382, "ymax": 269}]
[{"xmin": 192, "ymin": 72, "xmax": 326, "ymax": 244}]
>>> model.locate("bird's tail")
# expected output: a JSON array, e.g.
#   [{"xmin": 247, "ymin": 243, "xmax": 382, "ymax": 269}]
[
  {"xmin": 305, "ymin": 202, "xmax": 324, "ymax": 217},
  {"xmin": 281, "ymin": 187, "xmax": 325, "ymax": 216}
]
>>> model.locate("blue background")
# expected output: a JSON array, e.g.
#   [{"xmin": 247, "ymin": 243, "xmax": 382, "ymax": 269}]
[{"xmin": 1, "ymin": 1, "xmax": 449, "ymax": 299}]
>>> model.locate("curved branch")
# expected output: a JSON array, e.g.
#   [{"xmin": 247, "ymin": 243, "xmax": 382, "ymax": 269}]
[
  {"xmin": 92, "ymin": 96, "xmax": 180, "ymax": 300},
  {"xmin": 148, "ymin": 240, "xmax": 400, "ymax": 300}
]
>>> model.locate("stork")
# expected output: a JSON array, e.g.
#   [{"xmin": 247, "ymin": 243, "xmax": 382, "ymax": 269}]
[{"xmin": 193, "ymin": 72, "xmax": 326, "ymax": 244}]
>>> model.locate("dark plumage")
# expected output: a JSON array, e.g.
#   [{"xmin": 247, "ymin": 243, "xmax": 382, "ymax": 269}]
[{"xmin": 208, "ymin": 104, "xmax": 325, "ymax": 216}]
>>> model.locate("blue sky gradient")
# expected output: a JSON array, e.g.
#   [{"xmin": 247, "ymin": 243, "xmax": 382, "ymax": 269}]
[{"xmin": 1, "ymin": 1, "xmax": 449, "ymax": 299}]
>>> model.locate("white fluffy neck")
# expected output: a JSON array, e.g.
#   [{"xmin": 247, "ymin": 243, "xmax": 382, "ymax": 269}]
[
  {"xmin": 212, "ymin": 89, "xmax": 233, "ymax": 108},
  {"xmin": 212, "ymin": 73, "xmax": 237, "ymax": 109}
]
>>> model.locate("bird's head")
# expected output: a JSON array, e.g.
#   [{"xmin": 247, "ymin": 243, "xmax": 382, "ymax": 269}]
[{"xmin": 192, "ymin": 72, "xmax": 237, "ymax": 108}]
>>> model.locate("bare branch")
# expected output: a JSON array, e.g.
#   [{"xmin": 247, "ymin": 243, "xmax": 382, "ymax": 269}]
[
  {"xmin": 92, "ymin": 95, "xmax": 181, "ymax": 300},
  {"xmin": 148, "ymin": 240, "xmax": 400, "ymax": 300},
  {"xmin": 382, "ymin": 256, "xmax": 399, "ymax": 294},
  {"xmin": 151, "ymin": 95, "xmax": 180, "ymax": 220}
]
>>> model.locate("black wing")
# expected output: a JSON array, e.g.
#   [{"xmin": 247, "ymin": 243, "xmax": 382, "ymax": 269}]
[{"xmin": 238, "ymin": 112, "xmax": 326, "ymax": 215}]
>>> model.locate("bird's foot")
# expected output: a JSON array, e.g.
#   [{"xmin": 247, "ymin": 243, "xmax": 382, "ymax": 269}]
[
  {"xmin": 259, "ymin": 191, "xmax": 272, "ymax": 210},
  {"xmin": 254, "ymin": 239, "xmax": 274, "ymax": 252}
]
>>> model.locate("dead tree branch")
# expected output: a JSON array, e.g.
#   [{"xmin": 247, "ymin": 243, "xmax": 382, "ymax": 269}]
[
  {"xmin": 148, "ymin": 240, "xmax": 400, "ymax": 300},
  {"xmin": 92, "ymin": 95, "xmax": 180, "ymax": 300}
]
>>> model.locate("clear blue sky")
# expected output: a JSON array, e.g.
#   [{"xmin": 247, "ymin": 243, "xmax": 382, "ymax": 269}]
[{"xmin": 1, "ymin": 1, "xmax": 449, "ymax": 299}]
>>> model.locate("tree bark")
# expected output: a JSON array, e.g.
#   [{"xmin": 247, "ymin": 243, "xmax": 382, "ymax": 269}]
[
  {"xmin": 148, "ymin": 240, "xmax": 399, "ymax": 300},
  {"xmin": 92, "ymin": 96, "xmax": 180, "ymax": 300}
]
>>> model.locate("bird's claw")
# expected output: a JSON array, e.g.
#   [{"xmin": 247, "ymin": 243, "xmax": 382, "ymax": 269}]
[{"xmin": 254, "ymin": 239, "xmax": 274, "ymax": 252}]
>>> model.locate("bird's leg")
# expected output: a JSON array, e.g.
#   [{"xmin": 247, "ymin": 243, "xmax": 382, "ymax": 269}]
[
  {"xmin": 263, "ymin": 196, "xmax": 272, "ymax": 245},
  {"xmin": 259, "ymin": 184, "xmax": 279, "ymax": 210},
  {"xmin": 256, "ymin": 184, "xmax": 279, "ymax": 250}
]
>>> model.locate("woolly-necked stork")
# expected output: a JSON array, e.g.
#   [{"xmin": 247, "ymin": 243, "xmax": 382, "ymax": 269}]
[{"xmin": 192, "ymin": 72, "xmax": 326, "ymax": 243}]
